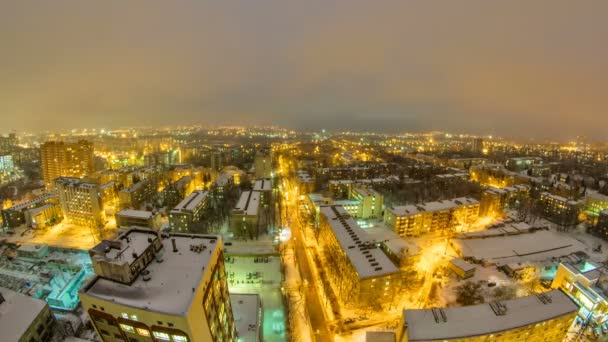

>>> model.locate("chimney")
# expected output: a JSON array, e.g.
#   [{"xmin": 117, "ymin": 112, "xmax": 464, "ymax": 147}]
[{"xmin": 171, "ymin": 238, "xmax": 178, "ymax": 252}]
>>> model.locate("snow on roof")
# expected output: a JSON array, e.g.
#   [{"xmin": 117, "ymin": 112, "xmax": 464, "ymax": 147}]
[
  {"xmin": 0, "ymin": 287, "xmax": 48, "ymax": 341},
  {"xmin": 352, "ymin": 185, "xmax": 381, "ymax": 197},
  {"xmin": 234, "ymin": 191, "xmax": 260, "ymax": 216},
  {"xmin": 452, "ymin": 230, "xmax": 587, "ymax": 266},
  {"xmin": 403, "ymin": 290, "xmax": 578, "ymax": 341},
  {"xmin": 253, "ymin": 178, "xmax": 272, "ymax": 191},
  {"xmin": 450, "ymin": 258, "xmax": 476, "ymax": 272},
  {"xmin": 116, "ymin": 209, "xmax": 155, "ymax": 220},
  {"xmin": 85, "ymin": 232, "xmax": 221, "ymax": 315},
  {"xmin": 365, "ymin": 331, "xmax": 395, "ymax": 342},
  {"xmin": 319, "ymin": 205, "xmax": 398, "ymax": 279},
  {"xmin": 6, "ymin": 193, "xmax": 54, "ymax": 212},
  {"xmin": 230, "ymin": 294, "xmax": 261, "ymax": 342},
  {"xmin": 171, "ymin": 190, "xmax": 208, "ymax": 213},
  {"xmin": 389, "ymin": 197, "xmax": 478, "ymax": 217}
]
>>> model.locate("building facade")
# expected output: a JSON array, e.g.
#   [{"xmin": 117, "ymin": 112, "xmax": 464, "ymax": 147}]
[
  {"xmin": 80, "ymin": 228, "xmax": 237, "ymax": 342},
  {"xmin": 230, "ymin": 191, "xmax": 260, "ymax": 239},
  {"xmin": 254, "ymin": 149, "xmax": 272, "ymax": 179},
  {"xmin": 115, "ymin": 209, "xmax": 162, "ymax": 230},
  {"xmin": 55, "ymin": 177, "xmax": 106, "ymax": 228},
  {"xmin": 350, "ymin": 185, "xmax": 383, "ymax": 219},
  {"xmin": 41, "ymin": 140, "xmax": 94, "ymax": 189},
  {"xmin": 169, "ymin": 190, "xmax": 209, "ymax": 233},
  {"xmin": 384, "ymin": 197, "xmax": 479, "ymax": 237}
]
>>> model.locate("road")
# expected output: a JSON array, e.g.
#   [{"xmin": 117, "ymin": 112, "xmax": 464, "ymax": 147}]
[{"xmin": 278, "ymin": 157, "xmax": 333, "ymax": 342}]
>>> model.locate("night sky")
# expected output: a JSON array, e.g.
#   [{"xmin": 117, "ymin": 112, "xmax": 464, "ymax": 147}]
[{"xmin": 1, "ymin": 1, "xmax": 607, "ymax": 139}]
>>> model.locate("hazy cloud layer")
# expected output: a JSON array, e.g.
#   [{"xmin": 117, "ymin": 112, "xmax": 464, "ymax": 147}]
[{"xmin": 1, "ymin": 1, "xmax": 607, "ymax": 139}]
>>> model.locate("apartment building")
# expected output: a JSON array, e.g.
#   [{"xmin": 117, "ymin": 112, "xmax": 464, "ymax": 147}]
[
  {"xmin": 55, "ymin": 177, "xmax": 106, "ymax": 228},
  {"xmin": 318, "ymin": 205, "xmax": 401, "ymax": 307},
  {"xmin": 169, "ymin": 190, "xmax": 209, "ymax": 233},
  {"xmin": 350, "ymin": 185, "xmax": 383, "ymax": 219},
  {"xmin": 80, "ymin": 228, "xmax": 237, "ymax": 342},
  {"xmin": 230, "ymin": 191, "xmax": 261, "ymax": 239},
  {"xmin": 479, "ymin": 185, "xmax": 529, "ymax": 217},
  {"xmin": 397, "ymin": 290, "xmax": 577, "ymax": 342},
  {"xmin": 41, "ymin": 140, "xmax": 94, "ymax": 189},
  {"xmin": 252, "ymin": 179, "xmax": 272, "ymax": 207},
  {"xmin": 1, "ymin": 193, "xmax": 56, "ymax": 228},
  {"xmin": 384, "ymin": 197, "xmax": 479, "ymax": 237},
  {"xmin": 254, "ymin": 149, "xmax": 272, "ymax": 179},
  {"xmin": 539, "ymin": 192, "xmax": 582, "ymax": 226},
  {"xmin": 118, "ymin": 180, "xmax": 155, "ymax": 210}
]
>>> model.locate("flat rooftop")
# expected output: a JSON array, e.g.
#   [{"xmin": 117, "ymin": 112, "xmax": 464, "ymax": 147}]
[
  {"xmin": 320, "ymin": 205, "xmax": 398, "ymax": 279},
  {"xmin": 5, "ymin": 193, "xmax": 54, "ymax": 212},
  {"xmin": 389, "ymin": 197, "xmax": 479, "ymax": 217},
  {"xmin": 253, "ymin": 179, "xmax": 272, "ymax": 192},
  {"xmin": 234, "ymin": 191, "xmax": 260, "ymax": 216},
  {"xmin": 84, "ymin": 230, "xmax": 222, "ymax": 315},
  {"xmin": 116, "ymin": 209, "xmax": 155, "ymax": 220},
  {"xmin": 403, "ymin": 290, "xmax": 577, "ymax": 341},
  {"xmin": 230, "ymin": 293, "xmax": 261, "ymax": 342},
  {"xmin": 171, "ymin": 190, "xmax": 208, "ymax": 213},
  {"xmin": 0, "ymin": 287, "xmax": 48, "ymax": 341}
]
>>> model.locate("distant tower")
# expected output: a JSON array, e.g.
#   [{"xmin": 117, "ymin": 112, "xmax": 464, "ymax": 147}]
[
  {"xmin": 254, "ymin": 148, "xmax": 272, "ymax": 178},
  {"xmin": 472, "ymin": 138, "xmax": 484, "ymax": 154}
]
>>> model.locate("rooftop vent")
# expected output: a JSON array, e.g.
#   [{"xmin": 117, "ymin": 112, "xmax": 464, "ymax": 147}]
[{"xmin": 171, "ymin": 238, "xmax": 178, "ymax": 253}]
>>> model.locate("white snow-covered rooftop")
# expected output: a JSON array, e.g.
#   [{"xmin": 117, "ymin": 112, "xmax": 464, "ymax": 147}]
[
  {"xmin": 403, "ymin": 290, "xmax": 577, "ymax": 341},
  {"xmin": 0, "ymin": 287, "xmax": 48, "ymax": 341},
  {"xmin": 234, "ymin": 191, "xmax": 260, "ymax": 216},
  {"xmin": 320, "ymin": 205, "xmax": 398, "ymax": 279},
  {"xmin": 230, "ymin": 293, "xmax": 261, "ymax": 342},
  {"xmin": 452, "ymin": 230, "xmax": 587, "ymax": 266},
  {"xmin": 388, "ymin": 197, "xmax": 478, "ymax": 217},
  {"xmin": 171, "ymin": 190, "xmax": 208, "ymax": 212},
  {"xmin": 116, "ymin": 209, "xmax": 155, "ymax": 220},
  {"xmin": 253, "ymin": 178, "xmax": 272, "ymax": 192},
  {"xmin": 85, "ymin": 231, "xmax": 221, "ymax": 315}
]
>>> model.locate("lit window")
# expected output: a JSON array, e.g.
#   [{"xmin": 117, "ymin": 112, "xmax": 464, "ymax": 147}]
[
  {"xmin": 130, "ymin": 314, "xmax": 138, "ymax": 321},
  {"xmin": 153, "ymin": 332, "xmax": 171, "ymax": 340},
  {"xmin": 136, "ymin": 328, "xmax": 150, "ymax": 336},
  {"xmin": 173, "ymin": 335, "xmax": 188, "ymax": 342},
  {"xmin": 119, "ymin": 324, "xmax": 135, "ymax": 333},
  {"xmin": 120, "ymin": 313, "xmax": 129, "ymax": 319}
]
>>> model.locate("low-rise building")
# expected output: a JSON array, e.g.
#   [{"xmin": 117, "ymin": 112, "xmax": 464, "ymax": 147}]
[
  {"xmin": 231, "ymin": 191, "xmax": 261, "ymax": 239},
  {"xmin": 169, "ymin": 190, "xmax": 209, "ymax": 233},
  {"xmin": 591, "ymin": 210, "xmax": 608, "ymax": 241},
  {"xmin": 80, "ymin": 228, "xmax": 237, "ymax": 342},
  {"xmin": 384, "ymin": 197, "xmax": 479, "ymax": 237},
  {"xmin": 448, "ymin": 258, "xmax": 476, "ymax": 279},
  {"xmin": 397, "ymin": 290, "xmax": 577, "ymax": 342},
  {"xmin": 115, "ymin": 209, "xmax": 162, "ymax": 230},
  {"xmin": 0, "ymin": 287, "xmax": 62, "ymax": 342},
  {"xmin": 24, "ymin": 203, "xmax": 63, "ymax": 229},
  {"xmin": 318, "ymin": 205, "xmax": 402, "ymax": 308},
  {"xmin": 1, "ymin": 193, "xmax": 56, "ymax": 228},
  {"xmin": 230, "ymin": 294, "xmax": 262, "ymax": 342}
]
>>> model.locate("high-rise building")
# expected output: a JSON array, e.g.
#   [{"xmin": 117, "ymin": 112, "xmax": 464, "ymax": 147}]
[
  {"xmin": 254, "ymin": 149, "xmax": 272, "ymax": 179},
  {"xmin": 397, "ymin": 290, "xmax": 577, "ymax": 342},
  {"xmin": 40, "ymin": 140, "xmax": 94, "ymax": 189},
  {"xmin": 80, "ymin": 228, "xmax": 237, "ymax": 342},
  {"xmin": 471, "ymin": 137, "xmax": 484, "ymax": 153},
  {"xmin": 55, "ymin": 177, "xmax": 106, "ymax": 228}
]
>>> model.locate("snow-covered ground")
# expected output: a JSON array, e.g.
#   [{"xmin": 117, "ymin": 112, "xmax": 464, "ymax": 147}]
[{"xmin": 3, "ymin": 222, "xmax": 117, "ymax": 249}]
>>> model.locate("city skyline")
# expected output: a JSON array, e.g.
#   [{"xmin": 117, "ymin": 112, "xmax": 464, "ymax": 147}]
[{"xmin": 2, "ymin": 1, "xmax": 607, "ymax": 139}]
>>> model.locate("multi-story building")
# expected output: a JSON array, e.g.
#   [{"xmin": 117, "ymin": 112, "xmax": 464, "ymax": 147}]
[
  {"xmin": 118, "ymin": 180, "xmax": 156, "ymax": 210},
  {"xmin": 295, "ymin": 170, "xmax": 314, "ymax": 195},
  {"xmin": 318, "ymin": 205, "xmax": 401, "ymax": 307},
  {"xmin": 230, "ymin": 191, "xmax": 260, "ymax": 239},
  {"xmin": 211, "ymin": 172, "xmax": 234, "ymax": 200},
  {"xmin": 1, "ymin": 193, "xmax": 56, "ymax": 229},
  {"xmin": 584, "ymin": 191, "xmax": 608, "ymax": 223},
  {"xmin": 306, "ymin": 193, "xmax": 360, "ymax": 226},
  {"xmin": 0, "ymin": 287, "xmax": 63, "ymax": 342},
  {"xmin": 169, "ymin": 190, "xmax": 209, "ymax": 233},
  {"xmin": 538, "ymin": 192, "xmax": 581, "ymax": 226},
  {"xmin": 551, "ymin": 261, "xmax": 608, "ymax": 325},
  {"xmin": 591, "ymin": 210, "xmax": 608, "ymax": 241},
  {"xmin": 350, "ymin": 185, "xmax": 383, "ymax": 219},
  {"xmin": 505, "ymin": 156, "xmax": 543, "ymax": 172},
  {"xmin": 384, "ymin": 197, "xmax": 479, "ymax": 237},
  {"xmin": 252, "ymin": 179, "xmax": 272, "ymax": 207},
  {"xmin": 471, "ymin": 137, "xmax": 484, "ymax": 153},
  {"xmin": 24, "ymin": 203, "xmax": 63, "ymax": 229},
  {"xmin": 41, "ymin": 140, "xmax": 94, "ymax": 189},
  {"xmin": 164, "ymin": 176, "xmax": 194, "ymax": 208},
  {"xmin": 254, "ymin": 149, "xmax": 272, "ymax": 179},
  {"xmin": 397, "ymin": 290, "xmax": 577, "ymax": 342},
  {"xmin": 479, "ymin": 185, "xmax": 529, "ymax": 217},
  {"xmin": 115, "ymin": 209, "xmax": 162, "ymax": 230},
  {"xmin": 80, "ymin": 228, "xmax": 237, "ymax": 342},
  {"xmin": 55, "ymin": 177, "xmax": 106, "ymax": 228},
  {"xmin": 144, "ymin": 149, "xmax": 180, "ymax": 167}
]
